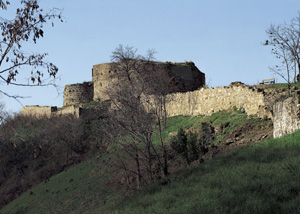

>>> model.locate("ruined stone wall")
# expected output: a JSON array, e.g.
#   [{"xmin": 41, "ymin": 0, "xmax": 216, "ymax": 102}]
[
  {"xmin": 21, "ymin": 105, "xmax": 82, "ymax": 119},
  {"xmin": 21, "ymin": 106, "xmax": 57, "ymax": 118},
  {"xmin": 92, "ymin": 61, "xmax": 205, "ymax": 102},
  {"xmin": 168, "ymin": 62, "xmax": 205, "ymax": 92},
  {"xmin": 273, "ymin": 96, "xmax": 300, "ymax": 138},
  {"xmin": 63, "ymin": 82, "xmax": 93, "ymax": 106},
  {"xmin": 144, "ymin": 83, "xmax": 273, "ymax": 120},
  {"xmin": 92, "ymin": 63, "xmax": 114, "ymax": 101},
  {"xmin": 55, "ymin": 105, "xmax": 81, "ymax": 118}
]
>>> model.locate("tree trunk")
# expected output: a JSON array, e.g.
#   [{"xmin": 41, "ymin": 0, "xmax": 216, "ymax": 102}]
[
  {"xmin": 157, "ymin": 116, "xmax": 168, "ymax": 177},
  {"xmin": 135, "ymin": 146, "xmax": 142, "ymax": 190}
]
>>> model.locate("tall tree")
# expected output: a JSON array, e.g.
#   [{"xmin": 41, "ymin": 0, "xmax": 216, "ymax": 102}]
[
  {"xmin": 0, "ymin": 0, "xmax": 63, "ymax": 97},
  {"xmin": 264, "ymin": 12, "xmax": 300, "ymax": 86},
  {"xmin": 107, "ymin": 45, "xmax": 173, "ymax": 188}
]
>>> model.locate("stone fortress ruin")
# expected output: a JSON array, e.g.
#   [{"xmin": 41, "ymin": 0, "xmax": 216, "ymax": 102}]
[
  {"xmin": 22, "ymin": 60, "xmax": 300, "ymax": 138},
  {"xmin": 22, "ymin": 60, "xmax": 206, "ymax": 117}
]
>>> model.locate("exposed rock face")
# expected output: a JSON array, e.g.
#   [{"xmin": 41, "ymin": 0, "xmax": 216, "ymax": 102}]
[
  {"xmin": 273, "ymin": 96, "xmax": 300, "ymax": 138},
  {"xmin": 63, "ymin": 82, "xmax": 93, "ymax": 106},
  {"xmin": 92, "ymin": 61, "xmax": 205, "ymax": 102}
]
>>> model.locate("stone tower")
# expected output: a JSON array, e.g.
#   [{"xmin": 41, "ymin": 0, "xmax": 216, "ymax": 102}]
[
  {"xmin": 63, "ymin": 82, "xmax": 94, "ymax": 106},
  {"xmin": 92, "ymin": 61, "xmax": 205, "ymax": 102}
]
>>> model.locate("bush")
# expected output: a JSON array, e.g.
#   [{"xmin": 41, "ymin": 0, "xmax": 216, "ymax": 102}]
[
  {"xmin": 0, "ymin": 108, "xmax": 110, "ymax": 209},
  {"xmin": 170, "ymin": 128, "xmax": 199, "ymax": 165},
  {"xmin": 170, "ymin": 123, "xmax": 214, "ymax": 165}
]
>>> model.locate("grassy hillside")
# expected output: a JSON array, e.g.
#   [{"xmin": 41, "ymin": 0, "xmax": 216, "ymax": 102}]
[
  {"xmin": 1, "ymin": 110, "xmax": 275, "ymax": 213},
  {"xmin": 112, "ymin": 131, "xmax": 300, "ymax": 213}
]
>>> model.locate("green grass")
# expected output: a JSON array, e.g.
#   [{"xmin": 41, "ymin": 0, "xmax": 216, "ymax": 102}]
[
  {"xmin": 111, "ymin": 130, "xmax": 300, "ymax": 214},
  {"xmin": 257, "ymin": 81, "xmax": 300, "ymax": 89},
  {"xmin": 0, "ymin": 110, "xmax": 276, "ymax": 214},
  {"xmin": 153, "ymin": 108, "xmax": 268, "ymax": 145},
  {"xmin": 82, "ymin": 100, "xmax": 102, "ymax": 109},
  {"xmin": 1, "ymin": 153, "xmax": 122, "ymax": 214},
  {"xmin": 157, "ymin": 115, "xmax": 204, "ymax": 140}
]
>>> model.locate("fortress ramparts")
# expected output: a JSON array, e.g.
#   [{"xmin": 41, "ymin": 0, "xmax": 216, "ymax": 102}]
[
  {"xmin": 163, "ymin": 84, "xmax": 271, "ymax": 119},
  {"xmin": 22, "ymin": 60, "xmax": 206, "ymax": 118},
  {"xmin": 21, "ymin": 106, "xmax": 58, "ymax": 118},
  {"xmin": 22, "ymin": 105, "xmax": 82, "ymax": 118},
  {"xmin": 21, "ymin": 60, "xmax": 300, "ymax": 139}
]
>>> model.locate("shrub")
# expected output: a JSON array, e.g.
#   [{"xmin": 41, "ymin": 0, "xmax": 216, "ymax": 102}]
[
  {"xmin": 170, "ymin": 123, "xmax": 214, "ymax": 165},
  {"xmin": 170, "ymin": 128, "xmax": 199, "ymax": 165}
]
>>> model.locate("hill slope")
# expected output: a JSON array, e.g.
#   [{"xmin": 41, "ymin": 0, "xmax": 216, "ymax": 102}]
[
  {"xmin": 112, "ymin": 131, "xmax": 300, "ymax": 213},
  {"xmin": 1, "ymin": 110, "xmax": 284, "ymax": 214}
]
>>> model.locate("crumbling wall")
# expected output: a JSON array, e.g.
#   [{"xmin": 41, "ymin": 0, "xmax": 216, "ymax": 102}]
[
  {"xmin": 63, "ymin": 82, "xmax": 93, "ymax": 106},
  {"xmin": 21, "ymin": 105, "xmax": 82, "ymax": 119},
  {"xmin": 161, "ymin": 83, "xmax": 272, "ymax": 119},
  {"xmin": 273, "ymin": 96, "xmax": 300, "ymax": 138},
  {"xmin": 21, "ymin": 106, "xmax": 57, "ymax": 118},
  {"xmin": 55, "ymin": 105, "xmax": 81, "ymax": 118},
  {"xmin": 168, "ymin": 62, "xmax": 205, "ymax": 92},
  {"xmin": 92, "ymin": 63, "xmax": 114, "ymax": 101},
  {"xmin": 92, "ymin": 61, "xmax": 205, "ymax": 102}
]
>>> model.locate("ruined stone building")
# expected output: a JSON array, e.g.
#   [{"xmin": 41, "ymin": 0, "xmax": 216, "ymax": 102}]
[
  {"xmin": 21, "ymin": 59, "xmax": 300, "ymax": 139},
  {"xmin": 92, "ymin": 61, "xmax": 205, "ymax": 102},
  {"xmin": 22, "ymin": 60, "xmax": 206, "ymax": 116}
]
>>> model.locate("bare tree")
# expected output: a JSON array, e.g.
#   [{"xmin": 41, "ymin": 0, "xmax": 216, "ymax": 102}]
[
  {"xmin": 0, "ymin": 0, "xmax": 63, "ymax": 98},
  {"xmin": 107, "ymin": 45, "xmax": 174, "ymax": 188},
  {"xmin": 264, "ymin": 12, "xmax": 300, "ymax": 87},
  {"xmin": 107, "ymin": 45, "xmax": 154, "ymax": 189},
  {"xmin": 144, "ymin": 67, "xmax": 175, "ymax": 177}
]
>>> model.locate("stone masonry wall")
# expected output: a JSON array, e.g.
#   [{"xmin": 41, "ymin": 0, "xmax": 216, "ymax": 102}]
[
  {"xmin": 63, "ymin": 82, "xmax": 93, "ymax": 106},
  {"xmin": 168, "ymin": 62, "xmax": 205, "ymax": 92},
  {"xmin": 162, "ymin": 84, "xmax": 272, "ymax": 119},
  {"xmin": 92, "ymin": 63, "xmax": 114, "ymax": 101},
  {"xmin": 56, "ymin": 105, "xmax": 81, "ymax": 118},
  {"xmin": 273, "ymin": 96, "xmax": 300, "ymax": 138},
  {"xmin": 21, "ymin": 106, "xmax": 57, "ymax": 118},
  {"xmin": 92, "ymin": 61, "xmax": 205, "ymax": 102},
  {"xmin": 21, "ymin": 105, "xmax": 82, "ymax": 119}
]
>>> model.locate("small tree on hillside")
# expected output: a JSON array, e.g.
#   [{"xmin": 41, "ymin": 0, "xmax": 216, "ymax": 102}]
[{"xmin": 170, "ymin": 128, "xmax": 199, "ymax": 165}]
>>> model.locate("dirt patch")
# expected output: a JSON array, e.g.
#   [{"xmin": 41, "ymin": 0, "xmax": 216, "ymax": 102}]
[{"xmin": 203, "ymin": 122, "xmax": 273, "ymax": 160}]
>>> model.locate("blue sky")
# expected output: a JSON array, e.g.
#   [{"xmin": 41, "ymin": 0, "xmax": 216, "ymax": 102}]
[{"xmin": 1, "ymin": 0, "xmax": 299, "ymax": 112}]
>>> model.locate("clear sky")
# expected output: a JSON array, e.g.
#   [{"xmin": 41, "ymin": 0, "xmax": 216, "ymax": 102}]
[{"xmin": 1, "ymin": 0, "xmax": 299, "ymax": 113}]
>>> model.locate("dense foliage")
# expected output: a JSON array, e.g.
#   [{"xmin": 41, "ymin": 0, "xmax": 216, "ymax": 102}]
[
  {"xmin": 0, "ymin": 108, "xmax": 108, "ymax": 208},
  {"xmin": 0, "ymin": 109, "xmax": 274, "ymax": 213}
]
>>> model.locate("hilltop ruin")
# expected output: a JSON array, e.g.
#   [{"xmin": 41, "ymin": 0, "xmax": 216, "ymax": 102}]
[
  {"xmin": 21, "ymin": 60, "xmax": 300, "ymax": 139},
  {"xmin": 22, "ymin": 60, "xmax": 206, "ymax": 117}
]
